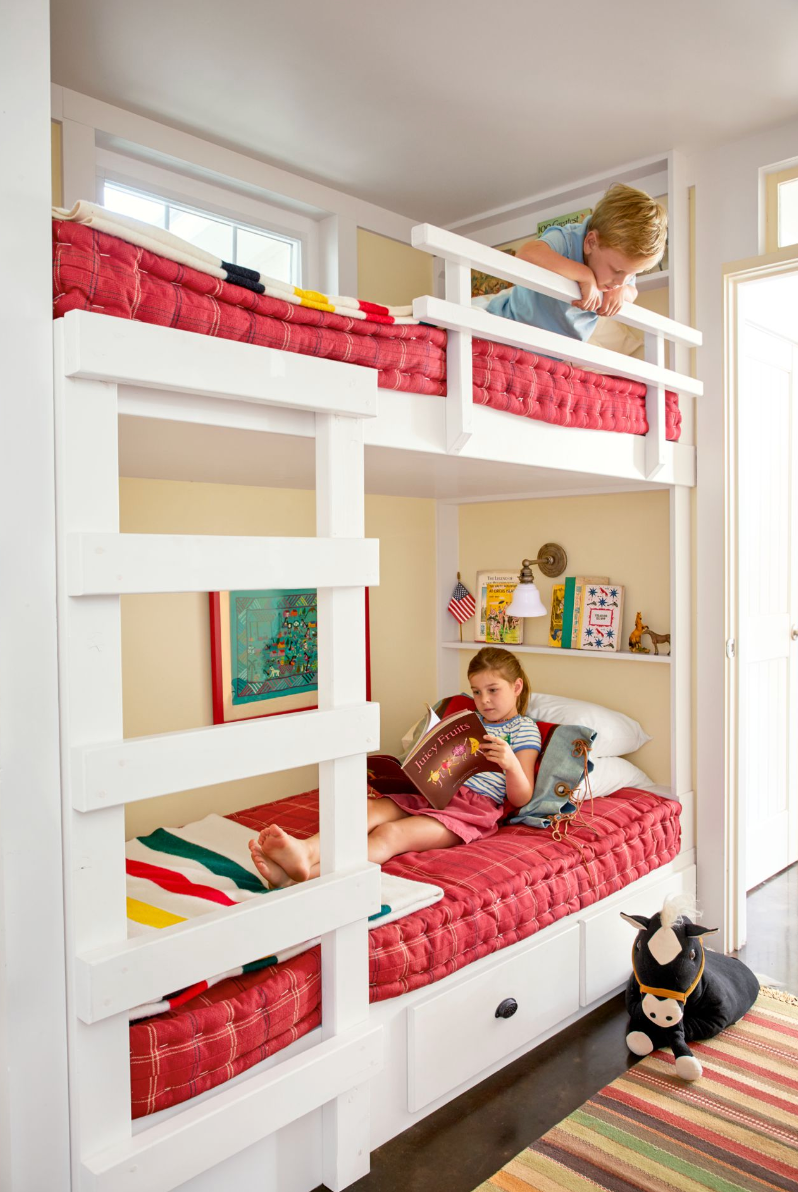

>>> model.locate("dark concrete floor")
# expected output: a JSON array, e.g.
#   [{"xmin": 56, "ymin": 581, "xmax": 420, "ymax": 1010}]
[{"xmin": 315, "ymin": 865, "xmax": 796, "ymax": 1192}]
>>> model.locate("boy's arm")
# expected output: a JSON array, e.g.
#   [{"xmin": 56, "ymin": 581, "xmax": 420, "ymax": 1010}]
[
  {"xmin": 515, "ymin": 240, "xmax": 602, "ymax": 312},
  {"xmin": 598, "ymin": 282, "xmax": 637, "ymax": 318}
]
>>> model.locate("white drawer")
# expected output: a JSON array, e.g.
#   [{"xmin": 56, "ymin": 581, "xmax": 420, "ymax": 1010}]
[
  {"xmin": 580, "ymin": 863, "xmax": 697, "ymax": 1006},
  {"xmin": 407, "ymin": 923, "xmax": 579, "ymax": 1111}
]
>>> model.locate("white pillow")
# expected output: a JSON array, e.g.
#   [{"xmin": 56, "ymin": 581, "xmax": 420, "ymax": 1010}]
[
  {"xmin": 579, "ymin": 755, "xmax": 655, "ymax": 798},
  {"xmin": 589, "ymin": 316, "xmax": 645, "ymax": 359},
  {"xmin": 527, "ymin": 692, "xmax": 651, "ymax": 758}
]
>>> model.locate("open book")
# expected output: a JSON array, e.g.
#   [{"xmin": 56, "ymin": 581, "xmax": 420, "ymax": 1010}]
[{"xmin": 367, "ymin": 704, "xmax": 502, "ymax": 811}]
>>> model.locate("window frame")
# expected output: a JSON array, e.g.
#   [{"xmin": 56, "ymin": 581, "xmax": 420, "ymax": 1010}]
[
  {"xmin": 764, "ymin": 162, "xmax": 798, "ymax": 253},
  {"xmin": 95, "ymin": 149, "xmax": 318, "ymax": 288}
]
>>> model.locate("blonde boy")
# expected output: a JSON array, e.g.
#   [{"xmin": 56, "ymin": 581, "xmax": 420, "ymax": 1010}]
[{"xmin": 483, "ymin": 184, "xmax": 667, "ymax": 342}]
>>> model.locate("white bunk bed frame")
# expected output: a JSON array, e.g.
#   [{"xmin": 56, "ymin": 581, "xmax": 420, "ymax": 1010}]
[{"xmin": 53, "ymin": 229, "xmax": 701, "ymax": 1192}]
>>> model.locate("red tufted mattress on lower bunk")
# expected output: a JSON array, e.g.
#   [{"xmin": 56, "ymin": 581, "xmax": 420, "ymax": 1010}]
[
  {"xmin": 52, "ymin": 221, "xmax": 681, "ymax": 441},
  {"xmin": 129, "ymin": 787, "xmax": 681, "ymax": 1118}
]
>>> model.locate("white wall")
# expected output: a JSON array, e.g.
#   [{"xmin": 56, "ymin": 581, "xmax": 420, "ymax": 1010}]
[
  {"xmin": 53, "ymin": 85, "xmax": 423, "ymax": 298},
  {"xmin": 457, "ymin": 491, "xmax": 672, "ymax": 784},
  {"xmin": 691, "ymin": 114, "xmax": 798, "ymax": 940}
]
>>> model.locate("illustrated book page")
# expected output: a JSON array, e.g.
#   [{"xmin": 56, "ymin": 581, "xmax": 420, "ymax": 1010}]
[{"xmin": 367, "ymin": 707, "xmax": 502, "ymax": 809}]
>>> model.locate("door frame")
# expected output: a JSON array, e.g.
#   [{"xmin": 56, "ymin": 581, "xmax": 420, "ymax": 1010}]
[{"xmin": 723, "ymin": 244, "xmax": 798, "ymax": 951}]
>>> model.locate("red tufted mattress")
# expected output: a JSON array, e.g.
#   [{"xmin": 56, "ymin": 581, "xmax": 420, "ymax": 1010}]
[
  {"xmin": 53, "ymin": 221, "xmax": 681, "ymax": 441},
  {"xmin": 129, "ymin": 787, "xmax": 681, "ymax": 1118}
]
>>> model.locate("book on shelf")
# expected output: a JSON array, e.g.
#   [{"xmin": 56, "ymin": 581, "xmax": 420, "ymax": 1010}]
[
  {"xmin": 367, "ymin": 703, "xmax": 501, "ymax": 810},
  {"xmin": 579, "ymin": 582, "xmax": 625, "ymax": 652},
  {"xmin": 548, "ymin": 575, "xmax": 610, "ymax": 648},
  {"xmin": 565, "ymin": 575, "xmax": 610, "ymax": 649},
  {"xmin": 475, "ymin": 570, "xmax": 524, "ymax": 645},
  {"xmin": 548, "ymin": 583, "xmax": 565, "ymax": 647}
]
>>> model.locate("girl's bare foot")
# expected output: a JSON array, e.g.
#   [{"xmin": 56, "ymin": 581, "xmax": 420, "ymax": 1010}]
[
  {"xmin": 252, "ymin": 824, "xmax": 313, "ymax": 883},
  {"xmin": 248, "ymin": 836, "xmax": 292, "ymax": 888}
]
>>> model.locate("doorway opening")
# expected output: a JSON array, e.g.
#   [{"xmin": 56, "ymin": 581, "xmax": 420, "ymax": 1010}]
[{"xmin": 727, "ymin": 260, "xmax": 798, "ymax": 947}]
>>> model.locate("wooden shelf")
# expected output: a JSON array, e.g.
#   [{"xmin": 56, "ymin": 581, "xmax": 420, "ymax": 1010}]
[
  {"xmin": 441, "ymin": 641, "xmax": 671, "ymax": 663},
  {"xmin": 636, "ymin": 269, "xmax": 669, "ymax": 292}
]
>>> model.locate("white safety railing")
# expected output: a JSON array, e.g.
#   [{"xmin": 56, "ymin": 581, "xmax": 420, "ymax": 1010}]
[
  {"xmin": 54, "ymin": 310, "xmax": 383, "ymax": 1192},
  {"xmin": 411, "ymin": 224, "xmax": 703, "ymax": 480}
]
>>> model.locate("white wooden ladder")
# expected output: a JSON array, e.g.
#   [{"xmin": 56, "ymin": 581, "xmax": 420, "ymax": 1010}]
[{"xmin": 54, "ymin": 310, "xmax": 382, "ymax": 1192}]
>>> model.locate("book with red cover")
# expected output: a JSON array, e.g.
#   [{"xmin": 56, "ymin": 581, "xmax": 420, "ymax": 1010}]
[{"xmin": 367, "ymin": 705, "xmax": 502, "ymax": 810}]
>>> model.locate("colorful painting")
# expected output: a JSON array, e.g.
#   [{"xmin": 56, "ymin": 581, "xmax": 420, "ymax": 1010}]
[
  {"xmin": 209, "ymin": 589, "xmax": 371, "ymax": 724},
  {"xmin": 231, "ymin": 589, "xmax": 318, "ymax": 705}
]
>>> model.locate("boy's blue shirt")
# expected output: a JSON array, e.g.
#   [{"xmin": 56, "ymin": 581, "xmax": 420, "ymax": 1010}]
[{"xmin": 486, "ymin": 217, "xmax": 611, "ymax": 343}]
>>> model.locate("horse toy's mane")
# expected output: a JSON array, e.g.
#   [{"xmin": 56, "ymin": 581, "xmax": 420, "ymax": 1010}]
[{"xmin": 622, "ymin": 894, "xmax": 759, "ymax": 1080}]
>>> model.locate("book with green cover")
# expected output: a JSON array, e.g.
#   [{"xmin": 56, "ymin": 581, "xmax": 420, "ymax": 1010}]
[
  {"xmin": 562, "ymin": 575, "xmax": 610, "ymax": 649},
  {"xmin": 561, "ymin": 578, "xmax": 578, "ymax": 649},
  {"xmin": 565, "ymin": 574, "xmax": 610, "ymax": 648}
]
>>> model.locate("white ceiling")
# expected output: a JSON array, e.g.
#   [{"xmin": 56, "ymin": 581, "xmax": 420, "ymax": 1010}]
[{"xmin": 51, "ymin": 0, "xmax": 798, "ymax": 225}]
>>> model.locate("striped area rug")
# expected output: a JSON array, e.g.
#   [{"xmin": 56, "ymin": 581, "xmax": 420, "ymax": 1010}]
[{"xmin": 476, "ymin": 988, "xmax": 798, "ymax": 1192}]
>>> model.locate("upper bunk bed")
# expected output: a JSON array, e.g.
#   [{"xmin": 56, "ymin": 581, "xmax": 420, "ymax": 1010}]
[
  {"xmin": 52, "ymin": 205, "xmax": 702, "ymax": 499},
  {"xmin": 50, "ymin": 203, "xmax": 700, "ymax": 1192}
]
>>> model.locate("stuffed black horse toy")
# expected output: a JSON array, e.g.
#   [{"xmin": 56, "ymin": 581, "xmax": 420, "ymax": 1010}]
[{"xmin": 622, "ymin": 894, "xmax": 759, "ymax": 1080}]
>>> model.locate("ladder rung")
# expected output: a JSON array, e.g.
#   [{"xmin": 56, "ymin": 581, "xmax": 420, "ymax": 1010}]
[
  {"xmin": 76, "ymin": 863, "xmax": 381, "ymax": 1023},
  {"xmin": 67, "ymin": 532, "xmax": 379, "ymax": 595},
  {"xmin": 72, "ymin": 703, "xmax": 380, "ymax": 810},
  {"xmin": 82, "ymin": 1020, "xmax": 383, "ymax": 1192}
]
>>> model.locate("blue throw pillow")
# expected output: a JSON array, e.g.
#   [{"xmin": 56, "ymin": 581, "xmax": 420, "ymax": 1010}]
[{"xmin": 508, "ymin": 723, "xmax": 597, "ymax": 829}]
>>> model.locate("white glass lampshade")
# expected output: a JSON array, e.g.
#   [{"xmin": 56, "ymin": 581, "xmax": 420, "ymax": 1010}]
[{"xmin": 507, "ymin": 581, "xmax": 547, "ymax": 618}]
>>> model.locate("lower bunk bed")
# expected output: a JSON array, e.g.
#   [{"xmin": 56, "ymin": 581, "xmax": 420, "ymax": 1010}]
[
  {"xmin": 130, "ymin": 785, "xmax": 685, "ymax": 1123},
  {"xmin": 52, "ymin": 217, "xmax": 682, "ymax": 442}
]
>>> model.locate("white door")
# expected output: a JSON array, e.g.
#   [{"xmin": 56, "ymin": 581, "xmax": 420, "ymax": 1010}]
[{"xmin": 736, "ymin": 280, "xmax": 798, "ymax": 892}]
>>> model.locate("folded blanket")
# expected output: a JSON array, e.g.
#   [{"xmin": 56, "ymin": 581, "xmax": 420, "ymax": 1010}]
[
  {"xmin": 126, "ymin": 813, "xmax": 443, "ymax": 1020},
  {"xmin": 52, "ymin": 201, "xmax": 418, "ymax": 323}
]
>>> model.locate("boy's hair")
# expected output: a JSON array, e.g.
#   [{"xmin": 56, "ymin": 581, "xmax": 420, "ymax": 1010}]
[
  {"xmin": 588, "ymin": 184, "xmax": 667, "ymax": 262},
  {"xmin": 468, "ymin": 646, "xmax": 531, "ymax": 716}
]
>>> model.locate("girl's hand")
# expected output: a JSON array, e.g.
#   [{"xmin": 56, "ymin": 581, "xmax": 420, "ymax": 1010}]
[
  {"xmin": 480, "ymin": 734, "xmax": 516, "ymax": 771},
  {"xmin": 572, "ymin": 273, "xmax": 602, "ymax": 312},
  {"xmin": 598, "ymin": 286, "xmax": 627, "ymax": 317}
]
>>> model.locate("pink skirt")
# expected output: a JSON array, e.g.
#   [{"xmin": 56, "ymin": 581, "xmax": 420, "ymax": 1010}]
[{"xmin": 383, "ymin": 784, "xmax": 504, "ymax": 844}]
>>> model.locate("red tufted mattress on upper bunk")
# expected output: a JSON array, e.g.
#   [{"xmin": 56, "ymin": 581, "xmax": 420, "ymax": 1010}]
[
  {"xmin": 129, "ymin": 787, "xmax": 680, "ymax": 1118},
  {"xmin": 52, "ymin": 221, "xmax": 681, "ymax": 441}
]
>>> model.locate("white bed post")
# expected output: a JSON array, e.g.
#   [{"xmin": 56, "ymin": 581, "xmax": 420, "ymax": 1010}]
[
  {"xmin": 443, "ymin": 260, "xmax": 474, "ymax": 454},
  {"xmin": 0, "ymin": 2, "xmax": 71, "ymax": 1187},
  {"xmin": 670, "ymin": 485, "xmax": 694, "ymax": 844},
  {"xmin": 53, "ymin": 324, "xmax": 133, "ymax": 1182},
  {"xmin": 644, "ymin": 331, "xmax": 667, "ymax": 481},
  {"xmin": 316, "ymin": 412, "xmax": 375, "ymax": 1190}
]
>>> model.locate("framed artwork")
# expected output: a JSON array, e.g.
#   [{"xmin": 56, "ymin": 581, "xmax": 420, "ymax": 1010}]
[{"xmin": 209, "ymin": 588, "xmax": 372, "ymax": 724}]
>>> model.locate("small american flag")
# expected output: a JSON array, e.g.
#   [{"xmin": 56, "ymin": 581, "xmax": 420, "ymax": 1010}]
[{"xmin": 448, "ymin": 580, "xmax": 475, "ymax": 624}]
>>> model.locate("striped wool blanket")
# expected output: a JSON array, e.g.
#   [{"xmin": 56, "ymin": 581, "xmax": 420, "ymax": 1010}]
[
  {"xmin": 52, "ymin": 201, "xmax": 418, "ymax": 323},
  {"xmin": 126, "ymin": 813, "xmax": 443, "ymax": 1020}
]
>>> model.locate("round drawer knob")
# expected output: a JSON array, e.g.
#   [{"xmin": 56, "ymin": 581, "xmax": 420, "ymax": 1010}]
[{"xmin": 495, "ymin": 997, "xmax": 518, "ymax": 1019}]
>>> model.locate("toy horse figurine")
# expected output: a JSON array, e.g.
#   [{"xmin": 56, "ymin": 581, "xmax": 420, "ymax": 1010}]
[{"xmin": 622, "ymin": 894, "xmax": 759, "ymax": 1080}]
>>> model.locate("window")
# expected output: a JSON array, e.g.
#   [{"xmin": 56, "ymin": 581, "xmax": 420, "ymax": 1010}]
[
  {"xmin": 103, "ymin": 181, "xmax": 302, "ymax": 285},
  {"xmin": 765, "ymin": 165, "xmax": 798, "ymax": 252}
]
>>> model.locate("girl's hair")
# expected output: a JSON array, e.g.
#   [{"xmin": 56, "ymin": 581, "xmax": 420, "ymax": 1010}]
[
  {"xmin": 467, "ymin": 646, "xmax": 531, "ymax": 716},
  {"xmin": 587, "ymin": 183, "xmax": 668, "ymax": 262}
]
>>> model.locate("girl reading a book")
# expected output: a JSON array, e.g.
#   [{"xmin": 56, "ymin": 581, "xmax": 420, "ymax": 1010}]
[{"xmin": 249, "ymin": 647, "xmax": 541, "ymax": 886}]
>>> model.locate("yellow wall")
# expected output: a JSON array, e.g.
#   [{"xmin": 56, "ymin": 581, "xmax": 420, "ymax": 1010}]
[
  {"xmin": 357, "ymin": 228, "xmax": 433, "ymax": 306},
  {"xmin": 457, "ymin": 491, "xmax": 671, "ymax": 783},
  {"xmin": 119, "ymin": 479, "xmax": 437, "ymax": 837},
  {"xmin": 119, "ymin": 480, "xmax": 672, "ymax": 835},
  {"xmin": 51, "ymin": 120, "xmax": 63, "ymax": 206}
]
